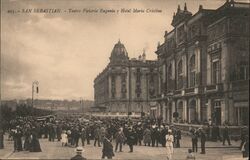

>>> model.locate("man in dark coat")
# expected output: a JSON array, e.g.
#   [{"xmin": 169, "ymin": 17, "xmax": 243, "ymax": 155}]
[
  {"xmin": 199, "ymin": 128, "xmax": 206, "ymax": 154},
  {"xmin": 240, "ymin": 127, "xmax": 248, "ymax": 149},
  {"xmin": 102, "ymin": 136, "xmax": 114, "ymax": 159},
  {"xmin": 94, "ymin": 126, "xmax": 101, "ymax": 147},
  {"xmin": 190, "ymin": 128, "xmax": 198, "ymax": 152},
  {"xmin": 127, "ymin": 128, "xmax": 136, "ymax": 152},
  {"xmin": 74, "ymin": 128, "xmax": 81, "ymax": 147},
  {"xmin": 175, "ymin": 128, "xmax": 181, "ymax": 148},
  {"xmin": 242, "ymin": 135, "xmax": 249, "ymax": 158},
  {"xmin": 81, "ymin": 127, "xmax": 86, "ymax": 147},
  {"xmin": 71, "ymin": 147, "xmax": 87, "ymax": 160},
  {"xmin": 48, "ymin": 124, "xmax": 55, "ymax": 142},
  {"xmin": 71, "ymin": 128, "xmax": 76, "ymax": 146},
  {"xmin": 115, "ymin": 128, "xmax": 125, "ymax": 152},
  {"xmin": 85, "ymin": 125, "xmax": 91, "ymax": 145},
  {"xmin": 136, "ymin": 126, "xmax": 143, "ymax": 146},
  {"xmin": 161, "ymin": 126, "xmax": 168, "ymax": 147},
  {"xmin": 0, "ymin": 128, "xmax": 4, "ymax": 149},
  {"xmin": 222, "ymin": 125, "xmax": 231, "ymax": 146},
  {"xmin": 151, "ymin": 126, "xmax": 157, "ymax": 147},
  {"xmin": 56, "ymin": 124, "xmax": 62, "ymax": 141},
  {"xmin": 14, "ymin": 127, "xmax": 23, "ymax": 152}
]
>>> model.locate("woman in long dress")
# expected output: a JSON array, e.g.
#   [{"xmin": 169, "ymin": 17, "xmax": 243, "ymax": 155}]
[
  {"xmin": 61, "ymin": 130, "xmax": 68, "ymax": 146},
  {"xmin": 166, "ymin": 129, "xmax": 174, "ymax": 160},
  {"xmin": 30, "ymin": 127, "xmax": 42, "ymax": 152}
]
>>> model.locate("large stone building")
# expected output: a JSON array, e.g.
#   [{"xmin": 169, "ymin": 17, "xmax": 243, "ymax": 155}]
[
  {"xmin": 155, "ymin": 0, "xmax": 249, "ymax": 125},
  {"xmin": 94, "ymin": 40, "xmax": 158, "ymax": 116}
]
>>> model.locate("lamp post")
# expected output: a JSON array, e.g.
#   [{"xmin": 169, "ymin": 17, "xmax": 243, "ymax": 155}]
[
  {"xmin": 31, "ymin": 81, "xmax": 39, "ymax": 109},
  {"xmin": 0, "ymin": 44, "xmax": 3, "ymax": 149},
  {"xmin": 31, "ymin": 81, "xmax": 39, "ymax": 108},
  {"xmin": 80, "ymin": 98, "xmax": 84, "ymax": 116}
]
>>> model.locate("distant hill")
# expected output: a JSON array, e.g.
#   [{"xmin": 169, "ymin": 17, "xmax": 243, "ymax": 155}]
[{"xmin": 1, "ymin": 99, "xmax": 94, "ymax": 113}]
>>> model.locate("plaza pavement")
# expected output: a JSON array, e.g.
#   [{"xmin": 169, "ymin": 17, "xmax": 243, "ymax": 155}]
[{"xmin": 0, "ymin": 134, "xmax": 245, "ymax": 160}]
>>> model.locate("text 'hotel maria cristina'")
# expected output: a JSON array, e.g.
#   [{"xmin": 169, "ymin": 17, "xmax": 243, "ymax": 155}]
[{"xmin": 94, "ymin": 0, "xmax": 249, "ymax": 126}]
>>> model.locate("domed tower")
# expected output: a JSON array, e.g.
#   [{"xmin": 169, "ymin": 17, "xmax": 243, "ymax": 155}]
[{"xmin": 109, "ymin": 40, "xmax": 129, "ymax": 62}]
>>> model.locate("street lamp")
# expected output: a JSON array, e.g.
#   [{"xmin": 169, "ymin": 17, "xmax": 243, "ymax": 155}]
[
  {"xmin": 80, "ymin": 98, "xmax": 84, "ymax": 115},
  {"xmin": 32, "ymin": 81, "xmax": 39, "ymax": 109}
]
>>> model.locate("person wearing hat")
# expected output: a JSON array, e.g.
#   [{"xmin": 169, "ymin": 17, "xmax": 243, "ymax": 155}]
[
  {"xmin": 161, "ymin": 125, "xmax": 168, "ymax": 147},
  {"xmin": 135, "ymin": 126, "xmax": 143, "ymax": 146},
  {"xmin": 241, "ymin": 135, "xmax": 249, "ymax": 159},
  {"xmin": 165, "ymin": 129, "xmax": 174, "ymax": 160},
  {"xmin": 114, "ymin": 128, "xmax": 125, "ymax": 152},
  {"xmin": 71, "ymin": 146, "xmax": 86, "ymax": 160},
  {"xmin": 102, "ymin": 135, "xmax": 115, "ymax": 159},
  {"xmin": 143, "ymin": 127, "xmax": 151, "ymax": 146},
  {"xmin": 199, "ymin": 127, "xmax": 206, "ymax": 154},
  {"xmin": 127, "ymin": 127, "xmax": 136, "ymax": 152},
  {"xmin": 222, "ymin": 125, "xmax": 231, "ymax": 146}
]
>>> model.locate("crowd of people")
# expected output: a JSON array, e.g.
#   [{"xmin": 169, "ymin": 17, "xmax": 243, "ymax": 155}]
[{"xmin": 3, "ymin": 115, "xmax": 249, "ymax": 160}]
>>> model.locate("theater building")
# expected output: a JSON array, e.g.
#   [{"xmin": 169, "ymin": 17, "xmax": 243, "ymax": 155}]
[
  {"xmin": 94, "ymin": 40, "xmax": 158, "ymax": 116},
  {"xmin": 155, "ymin": 0, "xmax": 249, "ymax": 125}
]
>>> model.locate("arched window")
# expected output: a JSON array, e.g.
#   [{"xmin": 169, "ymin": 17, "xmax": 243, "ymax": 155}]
[
  {"xmin": 177, "ymin": 60, "xmax": 183, "ymax": 89},
  {"xmin": 168, "ymin": 64, "xmax": 172, "ymax": 78},
  {"xmin": 167, "ymin": 64, "xmax": 173, "ymax": 90},
  {"xmin": 189, "ymin": 55, "xmax": 196, "ymax": 87}
]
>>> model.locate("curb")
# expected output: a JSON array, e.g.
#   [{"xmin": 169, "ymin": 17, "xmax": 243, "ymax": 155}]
[{"xmin": 1, "ymin": 151, "xmax": 14, "ymax": 159}]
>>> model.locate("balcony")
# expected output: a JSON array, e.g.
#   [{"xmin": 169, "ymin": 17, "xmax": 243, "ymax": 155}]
[
  {"xmin": 174, "ymin": 90, "xmax": 182, "ymax": 95},
  {"xmin": 185, "ymin": 87, "xmax": 195, "ymax": 94},
  {"xmin": 205, "ymin": 83, "xmax": 223, "ymax": 93}
]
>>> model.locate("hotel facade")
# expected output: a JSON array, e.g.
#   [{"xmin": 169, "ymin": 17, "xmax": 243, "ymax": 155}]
[
  {"xmin": 94, "ymin": 41, "xmax": 158, "ymax": 116},
  {"xmin": 154, "ymin": 0, "xmax": 249, "ymax": 125},
  {"xmin": 94, "ymin": 0, "xmax": 249, "ymax": 125}
]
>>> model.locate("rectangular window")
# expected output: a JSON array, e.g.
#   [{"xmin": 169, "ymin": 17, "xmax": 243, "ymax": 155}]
[
  {"xmin": 178, "ymin": 76, "xmax": 183, "ymax": 89},
  {"xmin": 190, "ymin": 72, "xmax": 196, "ymax": 87},
  {"xmin": 212, "ymin": 60, "xmax": 220, "ymax": 84},
  {"xmin": 239, "ymin": 66, "xmax": 248, "ymax": 80}
]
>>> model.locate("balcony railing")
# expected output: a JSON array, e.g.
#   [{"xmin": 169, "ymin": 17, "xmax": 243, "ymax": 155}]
[
  {"xmin": 205, "ymin": 83, "xmax": 223, "ymax": 92},
  {"xmin": 185, "ymin": 87, "xmax": 195, "ymax": 94},
  {"xmin": 206, "ymin": 84, "xmax": 216, "ymax": 90},
  {"xmin": 174, "ymin": 90, "xmax": 182, "ymax": 95}
]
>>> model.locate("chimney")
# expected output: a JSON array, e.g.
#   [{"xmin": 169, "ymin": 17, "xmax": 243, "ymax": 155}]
[{"xmin": 177, "ymin": 5, "xmax": 180, "ymax": 12}]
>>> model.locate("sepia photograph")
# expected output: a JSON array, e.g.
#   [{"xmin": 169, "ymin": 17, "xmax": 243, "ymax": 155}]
[{"xmin": 0, "ymin": 0, "xmax": 249, "ymax": 159}]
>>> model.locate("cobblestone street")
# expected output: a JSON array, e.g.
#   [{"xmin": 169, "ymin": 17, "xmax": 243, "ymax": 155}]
[{"xmin": 0, "ymin": 134, "xmax": 244, "ymax": 160}]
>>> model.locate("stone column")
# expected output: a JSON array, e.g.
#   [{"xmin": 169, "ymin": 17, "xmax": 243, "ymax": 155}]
[
  {"xmin": 228, "ymin": 98, "xmax": 234, "ymax": 125},
  {"xmin": 163, "ymin": 105, "xmax": 167, "ymax": 123},
  {"xmin": 172, "ymin": 101, "xmax": 176, "ymax": 123},
  {"xmin": 183, "ymin": 99, "xmax": 187, "ymax": 122},
  {"xmin": 207, "ymin": 99, "xmax": 212, "ymax": 121},
  {"xmin": 221, "ymin": 99, "xmax": 226, "ymax": 124},
  {"xmin": 197, "ymin": 98, "xmax": 201, "ymax": 122}
]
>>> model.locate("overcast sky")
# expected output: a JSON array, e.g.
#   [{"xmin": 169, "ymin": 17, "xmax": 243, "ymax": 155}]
[{"xmin": 1, "ymin": 0, "xmax": 247, "ymax": 100}]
